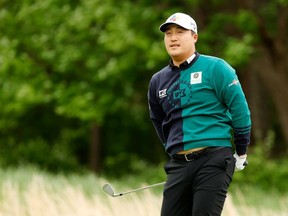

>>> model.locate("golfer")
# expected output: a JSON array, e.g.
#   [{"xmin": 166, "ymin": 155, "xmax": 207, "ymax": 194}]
[{"xmin": 148, "ymin": 12, "xmax": 251, "ymax": 216}]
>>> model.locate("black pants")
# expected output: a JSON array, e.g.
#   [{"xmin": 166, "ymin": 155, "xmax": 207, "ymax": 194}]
[{"xmin": 161, "ymin": 147, "xmax": 235, "ymax": 216}]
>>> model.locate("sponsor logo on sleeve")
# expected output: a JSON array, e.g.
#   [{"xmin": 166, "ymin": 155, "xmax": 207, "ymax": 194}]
[{"xmin": 228, "ymin": 79, "xmax": 239, "ymax": 87}]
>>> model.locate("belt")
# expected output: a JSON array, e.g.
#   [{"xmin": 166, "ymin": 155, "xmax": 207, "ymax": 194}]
[{"xmin": 172, "ymin": 147, "xmax": 226, "ymax": 162}]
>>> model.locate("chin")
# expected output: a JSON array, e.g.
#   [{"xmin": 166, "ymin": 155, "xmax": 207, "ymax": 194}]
[
  {"xmin": 170, "ymin": 53, "xmax": 182, "ymax": 59},
  {"xmin": 169, "ymin": 50, "xmax": 180, "ymax": 56}
]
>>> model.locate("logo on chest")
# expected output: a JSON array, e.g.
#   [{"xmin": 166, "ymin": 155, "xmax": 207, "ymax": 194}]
[
  {"xmin": 158, "ymin": 89, "xmax": 167, "ymax": 99},
  {"xmin": 166, "ymin": 80, "xmax": 193, "ymax": 109},
  {"xmin": 190, "ymin": 72, "xmax": 202, "ymax": 84}
]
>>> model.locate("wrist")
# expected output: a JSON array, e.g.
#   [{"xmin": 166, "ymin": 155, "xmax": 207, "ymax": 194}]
[
  {"xmin": 235, "ymin": 145, "xmax": 247, "ymax": 156},
  {"xmin": 238, "ymin": 154, "xmax": 247, "ymax": 158}
]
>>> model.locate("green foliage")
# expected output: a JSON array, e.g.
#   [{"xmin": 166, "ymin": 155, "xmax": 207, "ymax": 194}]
[
  {"xmin": 233, "ymin": 138, "xmax": 288, "ymax": 193},
  {"xmin": 0, "ymin": 111, "xmax": 88, "ymax": 172},
  {"xmin": 223, "ymin": 35, "xmax": 254, "ymax": 67},
  {"xmin": 0, "ymin": 0, "xmax": 286, "ymax": 173},
  {"xmin": 198, "ymin": 10, "xmax": 258, "ymax": 67},
  {"xmin": 102, "ymin": 153, "xmax": 166, "ymax": 187},
  {"xmin": 0, "ymin": 0, "xmax": 166, "ymax": 171}
]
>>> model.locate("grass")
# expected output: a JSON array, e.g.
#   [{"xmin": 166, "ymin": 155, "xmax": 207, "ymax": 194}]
[{"xmin": 0, "ymin": 166, "xmax": 287, "ymax": 216}]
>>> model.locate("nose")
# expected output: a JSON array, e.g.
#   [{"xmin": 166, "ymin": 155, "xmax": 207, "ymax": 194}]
[{"xmin": 170, "ymin": 33, "xmax": 178, "ymax": 41}]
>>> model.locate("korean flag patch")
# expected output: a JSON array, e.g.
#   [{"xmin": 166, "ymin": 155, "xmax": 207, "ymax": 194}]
[{"xmin": 190, "ymin": 72, "xmax": 202, "ymax": 84}]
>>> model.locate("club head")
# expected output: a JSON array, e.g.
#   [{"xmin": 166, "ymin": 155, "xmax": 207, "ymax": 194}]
[
  {"xmin": 103, "ymin": 183, "xmax": 124, "ymax": 197},
  {"xmin": 103, "ymin": 183, "xmax": 116, "ymax": 197}
]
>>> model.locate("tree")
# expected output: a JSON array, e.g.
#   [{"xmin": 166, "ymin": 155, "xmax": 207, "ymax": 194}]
[
  {"xmin": 0, "ymin": 0, "xmax": 287, "ymax": 174},
  {"xmin": 215, "ymin": 0, "xmax": 288, "ymax": 155},
  {"xmin": 249, "ymin": 1, "xmax": 288, "ymax": 155},
  {"xmin": 0, "ymin": 0, "xmax": 167, "ymax": 172}
]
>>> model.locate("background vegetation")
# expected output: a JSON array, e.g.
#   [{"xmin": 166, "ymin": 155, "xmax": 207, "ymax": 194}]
[
  {"xmin": 0, "ymin": 167, "xmax": 287, "ymax": 216},
  {"xmin": 0, "ymin": 0, "xmax": 288, "ymax": 195}
]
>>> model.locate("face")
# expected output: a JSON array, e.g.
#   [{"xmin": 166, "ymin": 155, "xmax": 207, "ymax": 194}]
[{"xmin": 164, "ymin": 24, "xmax": 198, "ymax": 66}]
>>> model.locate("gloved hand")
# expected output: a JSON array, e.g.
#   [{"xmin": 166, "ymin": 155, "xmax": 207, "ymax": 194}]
[{"xmin": 233, "ymin": 153, "xmax": 248, "ymax": 171}]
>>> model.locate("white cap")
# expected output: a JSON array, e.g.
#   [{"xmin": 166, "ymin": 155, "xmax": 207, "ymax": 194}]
[{"xmin": 159, "ymin": 12, "xmax": 197, "ymax": 34}]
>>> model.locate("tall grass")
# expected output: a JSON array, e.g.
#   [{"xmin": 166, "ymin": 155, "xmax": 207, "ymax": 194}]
[{"xmin": 0, "ymin": 167, "xmax": 287, "ymax": 216}]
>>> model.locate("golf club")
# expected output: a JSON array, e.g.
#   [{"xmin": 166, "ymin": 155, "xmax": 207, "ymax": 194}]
[{"xmin": 102, "ymin": 181, "xmax": 165, "ymax": 197}]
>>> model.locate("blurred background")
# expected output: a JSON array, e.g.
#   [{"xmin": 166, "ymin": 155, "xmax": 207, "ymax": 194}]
[{"xmin": 0, "ymin": 0, "xmax": 288, "ymax": 199}]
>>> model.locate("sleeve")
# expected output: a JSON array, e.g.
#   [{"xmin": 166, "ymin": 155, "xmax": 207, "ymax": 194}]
[
  {"xmin": 212, "ymin": 60, "xmax": 251, "ymax": 155},
  {"xmin": 147, "ymin": 77, "xmax": 167, "ymax": 145}
]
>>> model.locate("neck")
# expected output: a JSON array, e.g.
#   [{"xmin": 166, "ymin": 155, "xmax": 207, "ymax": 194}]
[
  {"xmin": 172, "ymin": 59, "xmax": 183, "ymax": 67},
  {"xmin": 172, "ymin": 52, "xmax": 195, "ymax": 67}
]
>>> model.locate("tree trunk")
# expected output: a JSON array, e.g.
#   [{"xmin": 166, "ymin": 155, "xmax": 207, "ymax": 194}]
[
  {"xmin": 252, "ymin": 5, "xmax": 288, "ymax": 155},
  {"xmin": 251, "ymin": 46, "xmax": 288, "ymax": 155},
  {"xmin": 245, "ymin": 67, "xmax": 273, "ymax": 143},
  {"xmin": 89, "ymin": 123, "xmax": 101, "ymax": 172}
]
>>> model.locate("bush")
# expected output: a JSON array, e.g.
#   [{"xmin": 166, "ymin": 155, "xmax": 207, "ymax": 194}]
[
  {"xmin": 233, "ymin": 144, "xmax": 288, "ymax": 193},
  {"xmin": 102, "ymin": 152, "xmax": 166, "ymax": 185}
]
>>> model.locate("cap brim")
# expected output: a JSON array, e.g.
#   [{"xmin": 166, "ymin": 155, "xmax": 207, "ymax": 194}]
[
  {"xmin": 159, "ymin": 22, "xmax": 192, "ymax": 32},
  {"xmin": 159, "ymin": 22, "xmax": 176, "ymax": 32}
]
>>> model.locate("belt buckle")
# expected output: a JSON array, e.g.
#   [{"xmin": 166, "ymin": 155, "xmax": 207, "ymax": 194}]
[{"xmin": 184, "ymin": 152, "xmax": 197, "ymax": 161}]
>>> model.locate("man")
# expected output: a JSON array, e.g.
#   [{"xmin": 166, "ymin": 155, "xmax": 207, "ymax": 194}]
[{"xmin": 148, "ymin": 12, "xmax": 251, "ymax": 216}]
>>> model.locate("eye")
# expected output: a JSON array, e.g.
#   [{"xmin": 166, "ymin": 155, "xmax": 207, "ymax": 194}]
[{"xmin": 165, "ymin": 31, "xmax": 172, "ymax": 36}]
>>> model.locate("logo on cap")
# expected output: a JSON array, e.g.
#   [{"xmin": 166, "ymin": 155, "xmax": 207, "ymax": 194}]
[
  {"xmin": 169, "ymin": 14, "xmax": 178, "ymax": 22},
  {"xmin": 160, "ymin": 12, "xmax": 198, "ymax": 33}
]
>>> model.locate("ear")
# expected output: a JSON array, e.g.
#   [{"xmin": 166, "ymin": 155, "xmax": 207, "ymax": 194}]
[{"xmin": 193, "ymin": 33, "xmax": 198, "ymax": 43}]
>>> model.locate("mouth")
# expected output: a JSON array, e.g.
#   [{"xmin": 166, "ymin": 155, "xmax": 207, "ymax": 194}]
[{"xmin": 170, "ymin": 44, "xmax": 180, "ymax": 48}]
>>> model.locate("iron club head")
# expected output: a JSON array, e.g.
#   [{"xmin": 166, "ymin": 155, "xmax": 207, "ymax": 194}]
[{"xmin": 102, "ymin": 183, "xmax": 122, "ymax": 197}]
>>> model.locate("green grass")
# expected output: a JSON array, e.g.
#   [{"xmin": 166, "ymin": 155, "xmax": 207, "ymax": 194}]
[{"xmin": 0, "ymin": 166, "xmax": 287, "ymax": 216}]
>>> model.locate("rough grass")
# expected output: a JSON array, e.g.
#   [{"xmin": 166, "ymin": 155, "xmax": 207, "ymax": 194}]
[{"xmin": 0, "ymin": 168, "xmax": 287, "ymax": 216}]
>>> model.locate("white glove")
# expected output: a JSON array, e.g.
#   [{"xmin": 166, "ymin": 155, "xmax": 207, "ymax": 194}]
[{"xmin": 233, "ymin": 153, "xmax": 248, "ymax": 171}]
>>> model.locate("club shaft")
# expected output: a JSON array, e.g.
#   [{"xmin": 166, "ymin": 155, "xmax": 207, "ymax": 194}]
[{"xmin": 119, "ymin": 181, "xmax": 165, "ymax": 196}]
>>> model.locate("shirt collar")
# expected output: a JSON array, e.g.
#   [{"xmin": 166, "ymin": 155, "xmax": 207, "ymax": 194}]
[
  {"xmin": 186, "ymin": 53, "xmax": 196, "ymax": 64},
  {"xmin": 169, "ymin": 52, "xmax": 199, "ymax": 69}
]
